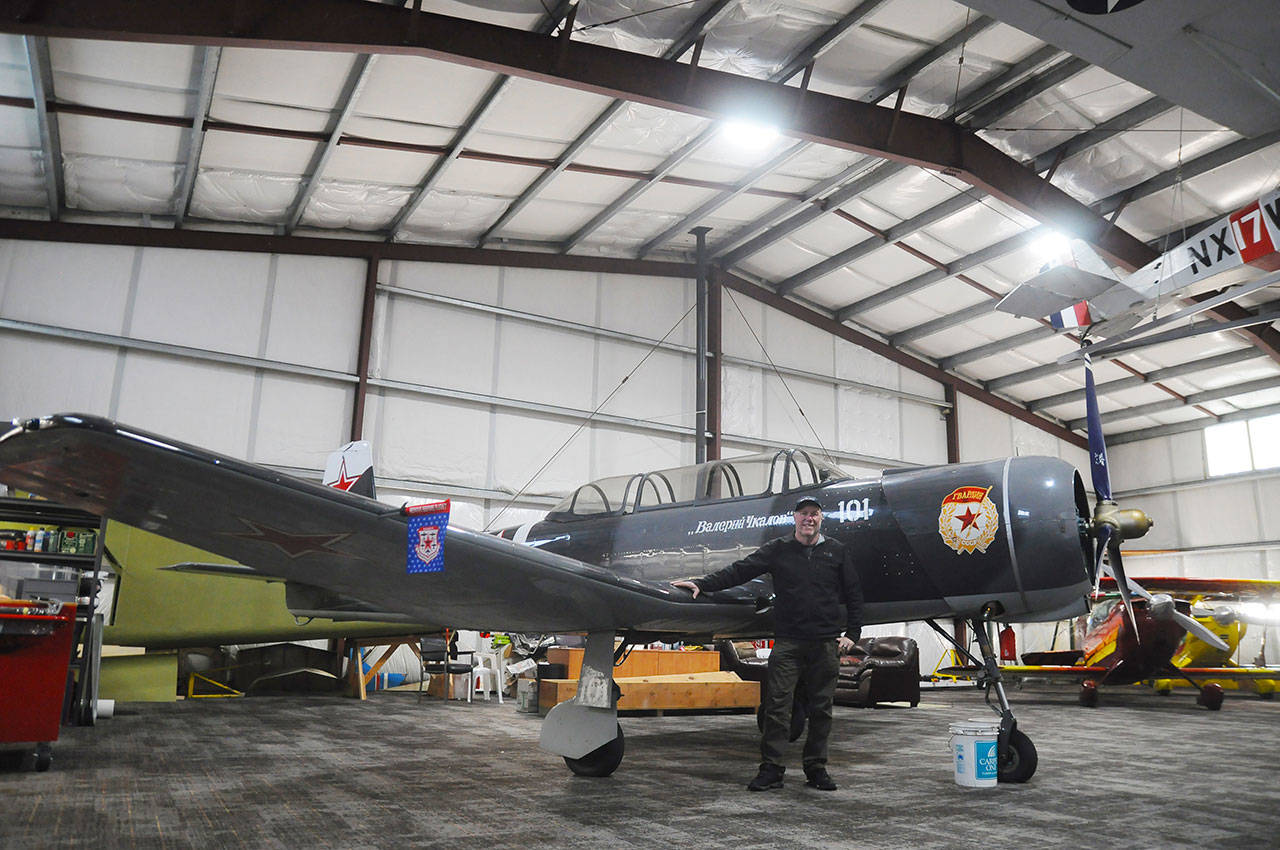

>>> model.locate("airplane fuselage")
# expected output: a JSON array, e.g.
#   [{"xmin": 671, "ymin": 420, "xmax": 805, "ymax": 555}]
[{"xmin": 498, "ymin": 453, "xmax": 1095, "ymax": 634}]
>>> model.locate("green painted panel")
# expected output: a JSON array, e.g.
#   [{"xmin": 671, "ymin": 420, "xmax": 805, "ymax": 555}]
[
  {"xmin": 99, "ymin": 652, "xmax": 178, "ymax": 702},
  {"xmin": 103, "ymin": 522, "xmax": 420, "ymax": 648}
]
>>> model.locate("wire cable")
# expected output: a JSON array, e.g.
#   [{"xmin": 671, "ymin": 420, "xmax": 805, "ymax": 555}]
[{"xmin": 483, "ymin": 300, "xmax": 697, "ymax": 531}]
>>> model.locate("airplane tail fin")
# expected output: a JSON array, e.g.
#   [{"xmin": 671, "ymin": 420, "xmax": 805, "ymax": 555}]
[{"xmin": 323, "ymin": 440, "xmax": 376, "ymax": 499}]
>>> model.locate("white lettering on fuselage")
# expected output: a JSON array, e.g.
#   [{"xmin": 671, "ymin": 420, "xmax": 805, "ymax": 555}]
[{"xmin": 686, "ymin": 500, "xmax": 873, "ymax": 536}]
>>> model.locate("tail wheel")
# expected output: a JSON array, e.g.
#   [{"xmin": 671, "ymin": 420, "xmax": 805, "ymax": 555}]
[
  {"xmin": 1079, "ymin": 680, "xmax": 1099, "ymax": 707},
  {"xmin": 1197, "ymin": 683, "xmax": 1225, "ymax": 711},
  {"xmin": 997, "ymin": 728, "xmax": 1038, "ymax": 783},
  {"xmin": 563, "ymin": 724, "xmax": 624, "ymax": 777}
]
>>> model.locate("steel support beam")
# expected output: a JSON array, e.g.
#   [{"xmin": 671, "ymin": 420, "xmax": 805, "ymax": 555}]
[
  {"xmin": 1027, "ymin": 348, "xmax": 1266, "ymax": 412},
  {"xmin": 174, "ymin": 46, "xmax": 220, "ymax": 227},
  {"xmin": 715, "ymin": 269, "xmax": 1086, "ymax": 449},
  {"xmin": 1068, "ymin": 375, "xmax": 1280, "ymax": 431},
  {"xmin": 0, "ymin": 0, "xmax": 1154, "ymax": 271},
  {"xmin": 286, "ymin": 53, "xmax": 375, "ymax": 233},
  {"xmin": 480, "ymin": 0, "xmax": 735, "ymax": 247},
  {"xmin": 23, "ymin": 36, "xmax": 61, "ymax": 219},
  {"xmin": 351, "ymin": 255, "xmax": 378, "ymax": 441}
]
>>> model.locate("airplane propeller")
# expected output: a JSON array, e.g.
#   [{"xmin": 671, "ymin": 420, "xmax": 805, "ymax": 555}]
[
  {"xmin": 1081, "ymin": 345, "xmax": 1230, "ymax": 652},
  {"xmin": 1082, "ymin": 346, "xmax": 1148, "ymax": 636}
]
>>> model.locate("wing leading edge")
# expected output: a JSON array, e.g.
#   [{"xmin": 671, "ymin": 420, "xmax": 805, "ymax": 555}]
[{"xmin": 0, "ymin": 414, "xmax": 763, "ymax": 636}]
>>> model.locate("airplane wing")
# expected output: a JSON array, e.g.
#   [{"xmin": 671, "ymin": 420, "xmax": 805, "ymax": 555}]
[
  {"xmin": 996, "ymin": 265, "xmax": 1118, "ymax": 319},
  {"xmin": 1099, "ymin": 576, "xmax": 1280, "ymax": 599},
  {"xmin": 1176, "ymin": 666, "xmax": 1280, "ymax": 680},
  {"xmin": 938, "ymin": 663, "xmax": 1108, "ymax": 680},
  {"xmin": 0, "ymin": 414, "xmax": 765, "ymax": 637}
]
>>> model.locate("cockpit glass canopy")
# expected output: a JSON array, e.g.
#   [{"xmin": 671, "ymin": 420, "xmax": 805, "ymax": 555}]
[{"xmin": 547, "ymin": 448, "xmax": 848, "ymax": 518}]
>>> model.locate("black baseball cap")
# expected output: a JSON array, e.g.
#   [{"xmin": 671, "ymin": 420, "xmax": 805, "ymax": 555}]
[{"xmin": 793, "ymin": 497, "xmax": 822, "ymax": 512}]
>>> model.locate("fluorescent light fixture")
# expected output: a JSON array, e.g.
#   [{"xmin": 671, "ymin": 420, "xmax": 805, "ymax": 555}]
[{"xmin": 720, "ymin": 119, "xmax": 779, "ymax": 150}]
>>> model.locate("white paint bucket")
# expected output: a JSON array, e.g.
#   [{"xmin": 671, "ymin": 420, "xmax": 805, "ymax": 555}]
[{"xmin": 948, "ymin": 719, "xmax": 999, "ymax": 788}]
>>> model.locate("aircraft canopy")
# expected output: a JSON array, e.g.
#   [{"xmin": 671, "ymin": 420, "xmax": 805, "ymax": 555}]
[{"xmin": 547, "ymin": 448, "xmax": 848, "ymax": 519}]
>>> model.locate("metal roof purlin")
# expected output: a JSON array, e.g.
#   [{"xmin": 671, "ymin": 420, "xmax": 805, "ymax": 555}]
[
  {"xmin": 284, "ymin": 53, "xmax": 376, "ymax": 234},
  {"xmin": 0, "ymin": 0, "xmax": 1153, "ymax": 271},
  {"xmin": 477, "ymin": 0, "xmax": 737, "ymax": 248},
  {"xmin": 638, "ymin": 12, "xmax": 996, "ymax": 261},
  {"xmin": 1026, "ymin": 349, "xmax": 1265, "ymax": 412},
  {"xmin": 391, "ymin": 1, "xmax": 575, "ymax": 242},
  {"xmin": 174, "ymin": 46, "xmax": 220, "ymax": 228},
  {"xmin": 23, "ymin": 37, "xmax": 61, "ymax": 220},
  {"xmin": 712, "ymin": 43, "xmax": 1079, "ymax": 271}
]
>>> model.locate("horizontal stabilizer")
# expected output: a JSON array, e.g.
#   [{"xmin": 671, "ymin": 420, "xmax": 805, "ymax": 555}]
[{"xmin": 997, "ymin": 265, "xmax": 1116, "ymax": 319}]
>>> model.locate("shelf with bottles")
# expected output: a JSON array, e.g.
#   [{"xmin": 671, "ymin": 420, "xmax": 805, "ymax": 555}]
[{"xmin": 0, "ymin": 496, "xmax": 103, "ymax": 561}]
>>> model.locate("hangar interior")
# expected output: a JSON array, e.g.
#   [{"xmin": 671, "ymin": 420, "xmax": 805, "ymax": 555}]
[{"xmin": 0, "ymin": 0, "xmax": 1278, "ymax": 833}]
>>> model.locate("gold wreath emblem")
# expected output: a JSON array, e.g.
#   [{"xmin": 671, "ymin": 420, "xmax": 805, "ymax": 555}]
[{"xmin": 938, "ymin": 486, "xmax": 999, "ymax": 554}]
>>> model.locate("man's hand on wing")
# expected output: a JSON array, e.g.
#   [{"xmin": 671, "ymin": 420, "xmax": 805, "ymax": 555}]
[{"xmin": 671, "ymin": 580, "xmax": 701, "ymax": 598}]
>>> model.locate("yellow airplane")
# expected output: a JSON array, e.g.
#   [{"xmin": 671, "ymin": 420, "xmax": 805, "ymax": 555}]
[{"xmin": 1147, "ymin": 580, "xmax": 1280, "ymax": 699}]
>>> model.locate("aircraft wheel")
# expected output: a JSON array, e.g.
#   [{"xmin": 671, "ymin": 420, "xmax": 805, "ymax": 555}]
[
  {"xmin": 1258, "ymin": 690, "xmax": 1274, "ymax": 701},
  {"xmin": 1197, "ymin": 683, "xmax": 1225, "ymax": 711},
  {"xmin": 997, "ymin": 728, "xmax": 1037, "ymax": 783},
  {"xmin": 33, "ymin": 743, "xmax": 52, "ymax": 772},
  {"xmin": 1079, "ymin": 680, "xmax": 1099, "ymax": 708},
  {"xmin": 563, "ymin": 724, "xmax": 624, "ymax": 777}
]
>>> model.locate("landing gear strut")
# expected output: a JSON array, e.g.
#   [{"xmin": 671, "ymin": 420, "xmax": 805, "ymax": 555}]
[
  {"xmin": 927, "ymin": 614, "xmax": 1039, "ymax": 783},
  {"xmin": 540, "ymin": 631, "xmax": 627, "ymax": 777}
]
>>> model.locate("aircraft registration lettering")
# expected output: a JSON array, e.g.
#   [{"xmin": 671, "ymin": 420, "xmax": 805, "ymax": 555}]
[
  {"xmin": 1229, "ymin": 201, "xmax": 1277, "ymax": 264},
  {"xmin": 938, "ymin": 486, "xmax": 999, "ymax": 554}
]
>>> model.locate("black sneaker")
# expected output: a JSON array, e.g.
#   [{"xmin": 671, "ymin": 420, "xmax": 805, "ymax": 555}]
[
  {"xmin": 804, "ymin": 767, "xmax": 837, "ymax": 791},
  {"xmin": 747, "ymin": 763, "xmax": 785, "ymax": 791}
]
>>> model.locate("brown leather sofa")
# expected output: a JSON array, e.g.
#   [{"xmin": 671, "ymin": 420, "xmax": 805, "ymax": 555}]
[
  {"xmin": 716, "ymin": 636, "xmax": 920, "ymax": 711},
  {"xmin": 835, "ymin": 636, "xmax": 920, "ymax": 707}
]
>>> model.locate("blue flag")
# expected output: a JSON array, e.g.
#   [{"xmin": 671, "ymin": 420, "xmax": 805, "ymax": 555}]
[{"xmin": 405, "ymin": 499, "xmax": 450, "ymax": 574}]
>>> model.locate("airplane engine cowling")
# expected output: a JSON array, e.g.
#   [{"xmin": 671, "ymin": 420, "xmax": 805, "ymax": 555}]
[{"xmin": 878, "ymin": 456, "xmax": 1093, "ymax": 623}]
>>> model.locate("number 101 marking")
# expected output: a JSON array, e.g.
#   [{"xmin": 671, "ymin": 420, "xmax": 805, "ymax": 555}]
[{"xmin": 836, "ymin": 498, "xmax": 872, "ymax": 523}]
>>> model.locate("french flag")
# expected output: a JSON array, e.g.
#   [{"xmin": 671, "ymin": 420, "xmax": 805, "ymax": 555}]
[{"xmin": 1050, "ymin": 301, "xmax": 1093, "ymax": 329}]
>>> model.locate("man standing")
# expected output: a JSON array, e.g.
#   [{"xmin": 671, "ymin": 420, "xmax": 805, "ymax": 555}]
[{"xmin": 672, "ymin": 497, "xmax": 862, "ymax": 792}]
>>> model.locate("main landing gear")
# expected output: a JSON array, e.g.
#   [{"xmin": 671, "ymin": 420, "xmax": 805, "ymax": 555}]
[
  {"xmin": 927, "ymin": 610, "xmax": 1038, "ymax": 783},
  {"xmin": 539, "ymin": 630, "xmax": 627, "ymax": 777}
]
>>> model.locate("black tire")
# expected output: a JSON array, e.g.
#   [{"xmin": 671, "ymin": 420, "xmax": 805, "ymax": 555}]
[
  {"xmin": 997, "ymin": 728, "xmax": 1037, "ymax": 783},
  {"xmin": 1079, "ymin": 680, "xmax": 1099, "ymax": 708},
  {"xmin": 1197, "ymin": 683, "xmax": 1225, "ymax": 711},
  {"xmin": 563, "ymin": 724, "xmax": 624, "ymax": 777},
  {"xmin": 33, "ymin": 743, "xmax": 52, "ymax": 773}
]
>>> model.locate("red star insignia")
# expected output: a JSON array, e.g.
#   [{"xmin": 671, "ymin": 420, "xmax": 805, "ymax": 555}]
[
  {"xmin": 956, "ymin": 506, "xmax": 979, "ymax": 532},
  {"xmin": 328, "ymin": 458, "xmax": 361, "ymax": 492},
  {"xmin": 224, "ymin": 518, "xmax": 354, "ymax": 559}
]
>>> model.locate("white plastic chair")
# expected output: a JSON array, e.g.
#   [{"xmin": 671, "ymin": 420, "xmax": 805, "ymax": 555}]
[
  {"xmin": 458, "ymin": 631, "xmax": 505, "ymax": 703},
  {"xmin": 475, "ymin": 637, "xmax": 508, "ymax": 704}
]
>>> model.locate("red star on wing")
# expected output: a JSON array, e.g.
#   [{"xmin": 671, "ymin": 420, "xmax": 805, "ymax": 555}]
[
  {"xmin": 224, "ymin": 518, "xmax": 354, "ymax": 559},
  {"xmin": 327, "ymin": 458, "xmax": 361, "ymax": 492},
  {"xmin": 956, "ymin": 506, "xmax": 979, "ymax": 532}
]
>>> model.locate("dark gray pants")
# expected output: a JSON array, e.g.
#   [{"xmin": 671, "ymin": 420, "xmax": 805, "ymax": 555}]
[{"xmin": 760, "ymin": 637, "xmax": 840, "ymax": 769}]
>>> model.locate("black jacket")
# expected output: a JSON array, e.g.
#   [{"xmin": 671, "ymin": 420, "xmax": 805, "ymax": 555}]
[{"xmin": 694, "ymin": 534, "xmax": 863, "ymax": 641}]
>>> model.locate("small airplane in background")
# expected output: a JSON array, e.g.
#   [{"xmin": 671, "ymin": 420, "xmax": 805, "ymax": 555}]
[
  {"xmin": 981, "ymin": 576, "xmax": 1280, "ymax": 709},
  {"xmin": 996, "ymin": 186, "xmax": 1280, "ymax": 357}
]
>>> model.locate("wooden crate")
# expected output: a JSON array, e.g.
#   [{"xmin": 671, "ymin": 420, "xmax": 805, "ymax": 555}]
[
  {"xmin": 546, "ymin": 646, "xmax": 721, "ymax": 679},
  {"xmin": 538, "ymin": 671, "xmax": 759, "ymax": 715}
]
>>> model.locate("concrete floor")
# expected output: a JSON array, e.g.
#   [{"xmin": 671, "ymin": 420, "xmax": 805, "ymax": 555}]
[{"xmin": 2, "ymin": 682, "xmax": 1277, "ymax": 849}]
